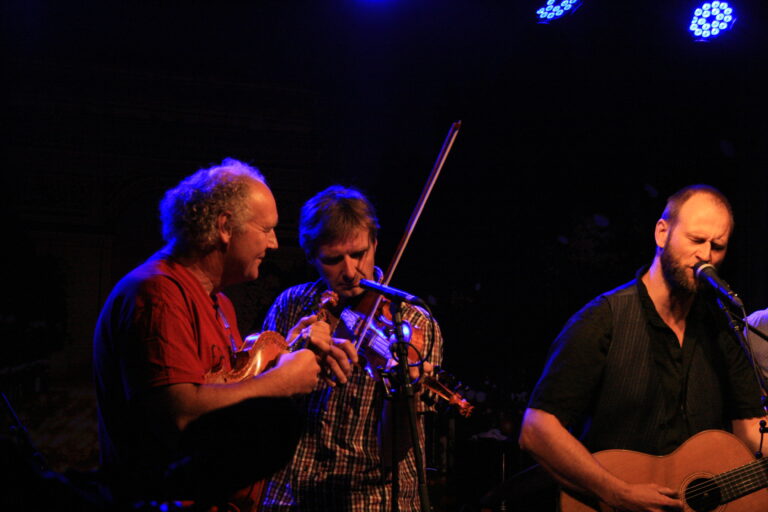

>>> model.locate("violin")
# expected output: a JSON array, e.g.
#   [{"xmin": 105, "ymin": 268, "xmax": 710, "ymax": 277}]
[
  {"xmin": 330, "ymin": 291, "xmax": 426, "ymax": 378},
  {"xmin": 422, "ymin": 371, "xmax": 474, "ymax": 417},
  {"xmin": 315, "ymin": 121, "xmax": 473, "ymax": 416},
  {"xmin": 204, "ymin": 329, "xmax": 288, "ymax": 384},
  {"xmin": 339, "ymin": 122, "xmax": 462, "ymax": 378},
  {"xmin": 318, "ymin": 292, "xmax": 473, "ymax": 417},
  {"xmin": 205, "ymin": 291, "xmax": 338, "ymax": 384}
]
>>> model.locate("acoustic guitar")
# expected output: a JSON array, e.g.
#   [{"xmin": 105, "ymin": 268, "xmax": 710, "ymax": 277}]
[{"xmin": 560, "ymin": 430, "xmax": 768, "ymax": 512}]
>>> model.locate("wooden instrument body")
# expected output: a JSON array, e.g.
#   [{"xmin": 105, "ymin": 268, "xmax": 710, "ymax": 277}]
[
  {"xmin": 204, "ymin": 330, "xmax": 287, "ymax": 384},
  {"xmin": 560, "ymin": 430, "xmax": 768, "ymax": 512},
  {"xmin": 199, "ymin": 331, "xmax": 289, "ymax": 508},
  {"xmin": 337, "ymin": 301, "xmax": 425, "ymax": 378}
]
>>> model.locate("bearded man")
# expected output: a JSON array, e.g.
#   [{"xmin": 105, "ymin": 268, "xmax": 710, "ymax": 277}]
[{"xmin": 519, "ymin": 184, "xmax": 767, "ymax": 512}]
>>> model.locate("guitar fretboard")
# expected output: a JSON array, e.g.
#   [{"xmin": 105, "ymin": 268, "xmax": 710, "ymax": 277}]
[{"xmin": 714, "ymin": 456, "xmax": 768, "ymax": 503}]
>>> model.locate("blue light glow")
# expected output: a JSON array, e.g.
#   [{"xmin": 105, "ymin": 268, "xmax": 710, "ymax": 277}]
[
  {"xmin": 536, "ymin": 0, "xmax": 583, "ymax": 24},
  {"xmin": 689, "ymin": 1, "xmax": 736, "ymax": 41}
]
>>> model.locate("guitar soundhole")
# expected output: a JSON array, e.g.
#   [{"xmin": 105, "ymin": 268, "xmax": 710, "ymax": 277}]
[{"xmin": 684, "ymin": 477, "xmax": 721, "ymax": 512}]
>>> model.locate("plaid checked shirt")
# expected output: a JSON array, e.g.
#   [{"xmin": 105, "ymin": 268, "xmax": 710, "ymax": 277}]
[{"xmin": 260, "ymin": 275, "xmax": 443, "ymax": 512}]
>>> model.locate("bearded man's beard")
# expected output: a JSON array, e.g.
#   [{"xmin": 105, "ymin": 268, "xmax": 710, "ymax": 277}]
[{"xmin": 660, "ymin": 247, "xmax": 697, "ymax": 296}]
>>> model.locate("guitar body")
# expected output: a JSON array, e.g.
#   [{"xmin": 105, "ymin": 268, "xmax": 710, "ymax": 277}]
[{"xmin": 561, "ymin": 430, "xmax": 768, "ymax": 512}]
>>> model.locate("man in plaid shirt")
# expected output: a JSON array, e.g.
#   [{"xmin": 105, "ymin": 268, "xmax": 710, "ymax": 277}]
[{"xmin": 260, "ymin": 186, "xmax": 443, "ymax": 511}]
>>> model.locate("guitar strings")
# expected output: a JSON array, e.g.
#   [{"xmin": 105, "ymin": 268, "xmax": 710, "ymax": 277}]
[
  {"xmin": 685, "ymin": 456, "xmax": 768, "ymax": 493},
  {"xmin": 686, "ymin": 462, "xmax": 766, "ymax": 499},
  {"xmin": 685, "ymin": 473, "xmax": 760, "ymax": 502},
  {"xmin": 682, "ymin": 457, "xmax": 768, "ymax": 502}
]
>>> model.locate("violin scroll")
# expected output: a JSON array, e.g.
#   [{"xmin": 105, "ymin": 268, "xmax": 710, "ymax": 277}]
[
  {"xmin": 315, "ymin": 290, "xmax": 339, "ymax": 324},
  {"xmin": 421, "ymin": 371, "xmax": 474, "ymax": 417}
]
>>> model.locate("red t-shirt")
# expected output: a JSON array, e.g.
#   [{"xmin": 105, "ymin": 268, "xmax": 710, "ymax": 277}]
[{"xmin": 94, "ymin": 253, "xmax": 243, "ymax": 472}]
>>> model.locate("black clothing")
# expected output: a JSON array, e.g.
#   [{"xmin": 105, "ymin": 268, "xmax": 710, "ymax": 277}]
[{"xmin": 528, "ymin": 270, "xmax": 764, "ymax": 455}]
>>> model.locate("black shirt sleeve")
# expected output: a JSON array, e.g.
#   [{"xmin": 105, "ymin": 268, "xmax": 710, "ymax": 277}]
[{"xmin": 527, "ymin": 295, "xmax": 613, "ymax": 428}]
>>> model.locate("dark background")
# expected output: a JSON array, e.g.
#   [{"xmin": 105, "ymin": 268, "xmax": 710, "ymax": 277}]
[{"xmin": 3, "ymin": 0, "xmax": 768, "ymax": 507}]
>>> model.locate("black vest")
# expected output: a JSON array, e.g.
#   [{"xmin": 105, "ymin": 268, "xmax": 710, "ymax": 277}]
[{"xmin": 582, "ymin": 280, "xmax": 727, "ymax": 455}]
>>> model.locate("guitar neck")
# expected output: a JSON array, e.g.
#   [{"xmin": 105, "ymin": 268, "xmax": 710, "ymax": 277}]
[{"xmin": 714, "ymin": 456, "xmax": 768, "ymax": 503}]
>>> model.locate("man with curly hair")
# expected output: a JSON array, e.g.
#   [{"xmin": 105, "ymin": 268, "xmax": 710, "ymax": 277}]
[{"xmin": 93, "ymin": 159, "xmax": 355, "ymax": 510}]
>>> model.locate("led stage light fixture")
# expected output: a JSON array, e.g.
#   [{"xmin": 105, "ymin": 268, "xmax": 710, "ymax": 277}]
[
  {"xmin": 536, "ymin": 0, "xmax": 583, "ymax": 24},
  {"xmin": 689, "ymin": 2, "xmax": 736, "ymax": 41}
]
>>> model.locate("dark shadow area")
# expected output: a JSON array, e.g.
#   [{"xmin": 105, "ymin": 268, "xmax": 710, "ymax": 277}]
[{"xmin": 3, "ymin": 1, "xmax": 768, "ymax": 509}]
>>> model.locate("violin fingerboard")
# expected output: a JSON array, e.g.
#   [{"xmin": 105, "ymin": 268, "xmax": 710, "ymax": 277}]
[
  {"xmin": 368, "ymin": 333, "xmax": 390, "ymax": 359},
  {"xmin": 340, "ymin": 308, "xmax": 391, "ymax": 359}
]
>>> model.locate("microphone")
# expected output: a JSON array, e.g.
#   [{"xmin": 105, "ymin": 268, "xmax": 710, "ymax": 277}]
[
  {"xmin": 693, "ymin": 262, "xmax": 744, "ymax": 309},
  {"xmin": 358, "ymin": 279, "xmax": 427, "ymax": 307}
]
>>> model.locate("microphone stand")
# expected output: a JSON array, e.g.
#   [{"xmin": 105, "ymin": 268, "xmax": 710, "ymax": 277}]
[
  {"xmin": 387, "ymin": 298, "xmax": 431, "ymax": 512},
  {"xmin": 715, "ymin": 300, "xmax": 768, "ymax": 456}
]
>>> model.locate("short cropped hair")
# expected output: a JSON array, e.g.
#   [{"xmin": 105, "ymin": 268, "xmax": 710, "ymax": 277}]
[
  {"xmin": 661, "ymin": 184, "xmax": 734, "ymax": 229},
  {"xmin": 160, "ymin": 158, "xmax": 266, "ymax": 256},
  {"xmin": 299, "ymin": 186, "xmax": 379, "ymax": 259}
]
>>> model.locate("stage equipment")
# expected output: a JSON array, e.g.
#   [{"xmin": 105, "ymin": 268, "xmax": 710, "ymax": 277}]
[
  {"xmin": 689, "ymin": 1, "xmax": 736, "ymax": 41},
  {"xmin": 536, "ymin": 0, "xmax": 582, "ymax": 24},
  {"xmin": 694, "ymin": 262, "xmax": 743, "ymax": 310}
]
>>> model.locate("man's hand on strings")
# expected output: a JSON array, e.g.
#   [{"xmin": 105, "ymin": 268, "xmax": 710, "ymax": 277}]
[{"xmin": 288, "ymin": 315, "xmax": 358, "ymax": 386}]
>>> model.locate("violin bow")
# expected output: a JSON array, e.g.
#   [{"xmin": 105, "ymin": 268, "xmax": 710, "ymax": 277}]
[{"xmin": 354, "ymin": 121, "xmax": 462, "ymax": 350}]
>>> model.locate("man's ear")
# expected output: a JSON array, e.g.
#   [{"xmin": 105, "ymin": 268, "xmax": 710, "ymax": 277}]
[
  {"xmin": 654, "ymin": 219, "xmax": 670, "ymax": 249},
  {"xmin": 216, "ymin": 212, "xmax": 233, "ymax": 245}
]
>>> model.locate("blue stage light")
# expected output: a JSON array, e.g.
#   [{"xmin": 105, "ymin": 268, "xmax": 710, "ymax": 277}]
[
  {"xmin": 536, "ymin": 0, "xmax": 583, "ymax": 24},
  {"xmin": 689, "ymin": 1, "xmax": 736, "ymax": 41}
]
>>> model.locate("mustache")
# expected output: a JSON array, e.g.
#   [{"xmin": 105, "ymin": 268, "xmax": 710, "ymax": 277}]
[{"xmin": 341, "ymin": 268, "xmax": 366, "ymax": 283}]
